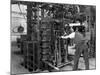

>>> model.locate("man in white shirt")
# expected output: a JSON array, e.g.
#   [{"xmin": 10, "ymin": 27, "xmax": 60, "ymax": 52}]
[{"xmin": 61, "ymin": 27, "xmax": 89, "ymax": 70}]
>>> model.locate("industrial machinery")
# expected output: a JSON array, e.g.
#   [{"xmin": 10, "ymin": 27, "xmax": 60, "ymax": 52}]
[{"xmin": 11, "ymin": 0, "xmax": 96, "ymax": 72}]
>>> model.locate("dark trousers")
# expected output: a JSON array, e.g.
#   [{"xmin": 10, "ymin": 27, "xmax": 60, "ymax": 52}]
[{"xmin": 73, "ymin": 42, "xmax": 89, "ymax": 70}]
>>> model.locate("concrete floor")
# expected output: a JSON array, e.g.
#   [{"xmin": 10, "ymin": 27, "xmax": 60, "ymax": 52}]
[{"xmin": 11, "ymin": 42, "xmax": 96, "ymax": 74}]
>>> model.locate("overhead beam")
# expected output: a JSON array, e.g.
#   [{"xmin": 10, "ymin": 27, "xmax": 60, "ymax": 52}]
[{"xmin": 11, "ymin": 0, "xmax": 32, "ymax": 5}]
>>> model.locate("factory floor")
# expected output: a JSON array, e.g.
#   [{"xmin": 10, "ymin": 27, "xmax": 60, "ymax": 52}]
[{"xmin": 11, "ymin": 42, "xmax": 96, "ymax": 75}]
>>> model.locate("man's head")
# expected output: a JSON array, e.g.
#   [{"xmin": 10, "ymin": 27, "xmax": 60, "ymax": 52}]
[{"xmin": 77, "ymin": 26, "xmax": 86, "ymax": 37}]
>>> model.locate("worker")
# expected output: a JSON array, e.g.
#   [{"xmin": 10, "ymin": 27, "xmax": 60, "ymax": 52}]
[
  {"xmin": 60, "ymin": 27, "xmax": 89, "ymax": 70},
  {"xmin": 63, "ymin": 25, "xmax": 72, "ymax": 62}
]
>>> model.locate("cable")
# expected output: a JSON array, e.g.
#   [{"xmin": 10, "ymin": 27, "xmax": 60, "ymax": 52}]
[
  {"xmin": 12, "ymin": 25, "xmax": 24, "ymax": 33},
  {"xmin": 18, "ymin": 2, "xmax": 26, "ymax": 21},
  {"xmin": 12, "ymin": 26, "xmax": 20, "ymax": 33},
  {"xmin": 12, "ymin": 2, "xmax": 26, "ymax": 34}
]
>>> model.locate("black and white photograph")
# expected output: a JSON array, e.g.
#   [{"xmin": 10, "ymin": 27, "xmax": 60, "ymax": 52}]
[{"xmin": 11, "ymin": 0, "xmax": 96, "ymax": 74}]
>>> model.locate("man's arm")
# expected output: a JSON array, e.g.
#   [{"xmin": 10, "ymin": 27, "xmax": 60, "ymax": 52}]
[{"xmin": 61, "ymin": 32, "xmax": 75, "ymax": 39}]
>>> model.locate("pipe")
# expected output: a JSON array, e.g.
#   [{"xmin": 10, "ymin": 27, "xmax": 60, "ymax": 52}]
[
  {"xmin": 42, "ymin": 60, "xmax": 60, "ymax": 71},
  {"xmin": 58, "ymin": 62, "xmax": 72, "ymax": 68}
]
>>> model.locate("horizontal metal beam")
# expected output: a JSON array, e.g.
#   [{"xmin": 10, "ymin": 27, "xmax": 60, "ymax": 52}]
[
  {"xmin": 11, "ymin": 0, "xmax": 32, "ymax": 5},
  {"xmin": 11, "ymin": 11, "xmax": 27, "ymax": 15},
  {"xmin": 11, "ymin": 0, "xmax": 42, "ymax": 5}
]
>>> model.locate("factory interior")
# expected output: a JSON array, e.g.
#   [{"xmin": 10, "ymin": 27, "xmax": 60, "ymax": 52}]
[{"xmin": 11, "ymin": 0, "xmax": 96, "ymax": 74}]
